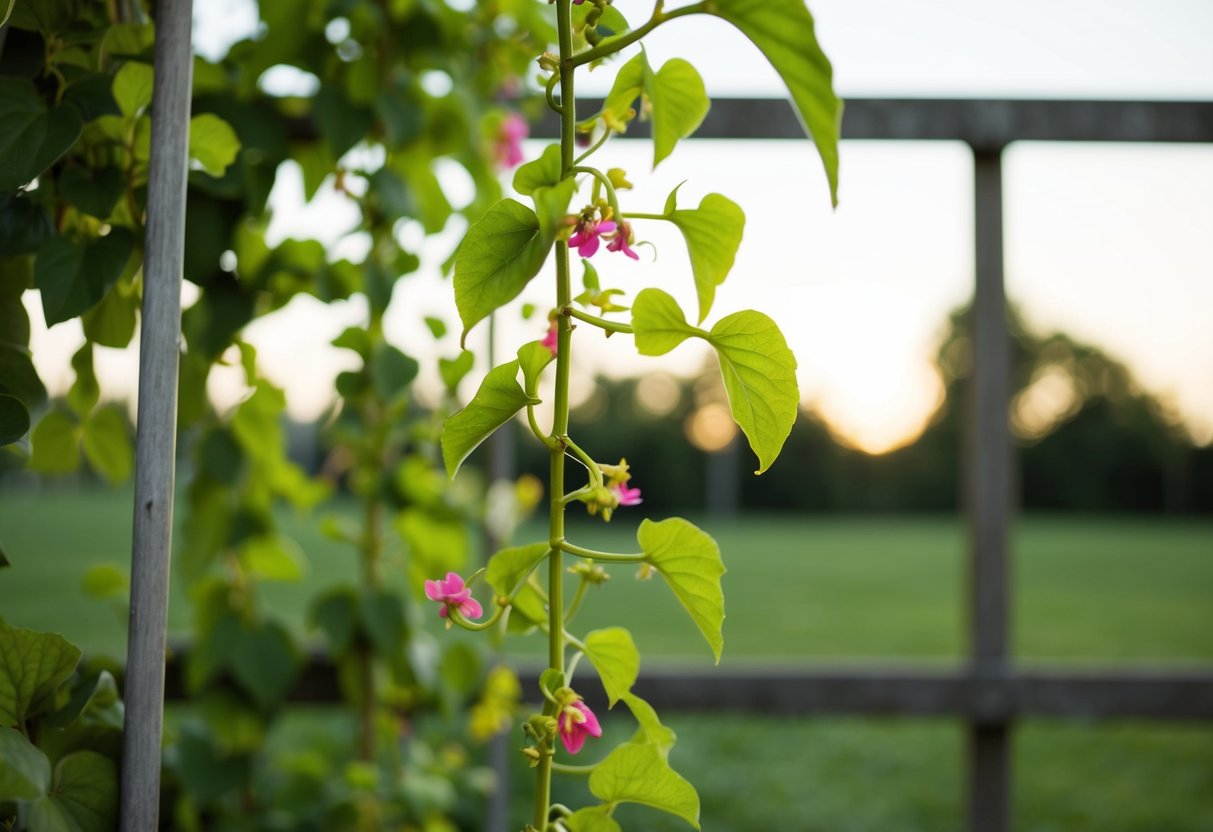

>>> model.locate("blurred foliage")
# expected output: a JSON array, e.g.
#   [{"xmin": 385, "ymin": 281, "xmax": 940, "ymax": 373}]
[{"xmin": 0, "ymin": 0, "xmax": 554, "ymax": 827}]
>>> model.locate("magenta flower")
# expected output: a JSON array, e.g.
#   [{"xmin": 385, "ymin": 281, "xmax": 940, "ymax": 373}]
[
  {"xmin": 606, "ymin": 222, "xmax": 640, "ymax": 260},
  {"xmin": 424, "ymin": 572, "xmax": 483, "ymax": 620},
  {"xmin": 568, "ymin": 219, "xmax": 617, "ymax": 258},
  {"xmin": 541, "ymin": 321, "xmax": 559, "ymax": 355},
  {"xmin": 558, "ymin": 700, "xmax": 602, "ymax": 754},
  {"xmin": 495, "ymin": 113, "xmax": 528, "ymax": 169},
  {"xmin": 611, "ymin": 482, "xmax": 642, "ymax": 506}
]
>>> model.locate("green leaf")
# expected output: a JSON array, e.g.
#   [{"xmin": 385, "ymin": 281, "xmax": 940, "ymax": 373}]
[
  {"xmin": 359, "ymin": 589, "xmax": 406, "ymax": 658},
  {"xmin": 81, "ymin": 285, "xmax": 137, "ymax": 349},
  {"xmin": 424, "ymin": 316, "xmax": 447, "ymax": 339},
  {"xmin": 650, "ymin": 59, "xmax": 710, "ymax": 167},
  {"xmin": 81, "ymin": 405, "xmax": 132, "ymax": 485},
  {"xmin": 484, "ymin": 542, "xmax": 550, "ymax": 597},
  {"xmin": 517, "ymin": 340, "xmax": 554, "ymax": 394},
  {"xmin": 454, "ymin": 184, "xmax": 574, "ymax": 342},
  {"xmin": 440, "ymin": 360, "xmax": 532, "ymax": 478},
  {"xmin": 583, "ymin": 627, "xmax": 639, "ymax": 707},
  {"xmin": 370, "ymin": 344, "xmax": 418, "ymax": 402},
  {"xmin": 0, "ymin": 726, "xmax": 50, "ymax": 801},
  {"xmin": 81, "ymin": 565, "xmax": 126, "ymax": 600},
  {"xmin": 438, "ymin": 350, "xmax": 474, "ymax": 394},
  {"xmin": 620, "ymin": 691, "xmax": 676, "ymax": 756},
  {"xmin": 708, "ymin": 309, "xmax": 798, "ymax": 474},
  {"xmin": 0, "ymin": 393, "xmax": 30, "ymax": 445},
  {"xmin": 309, "ymin": 587, "xmax": 358, "ymax": 655},
  {"xmin": 539, "ymin": 668, "xmax": 566, "ymax": 699},
  {"xmin": 666, "ymin": 192, "xmax": 745, "ymax": 323},
  {"xmin": 188, "ymin": 113, "xmax": 242, "ymax": 178},
  {"xmin": 512, "ymin": 143, "xmax": 562, "ymax": 197},
  {"xmin": 28, "ymin": 411, "xmax": 81, "ymax": 474},
  {"xmin": 66, "ymin": 347, "xmax": 98, "ymax": 418},
  {"xmin": 112, "ymin": 61, "xmax": 153, "ymax": 119},
  {"xmin": 58, "ymin": 167, "xmax": 123, "ymax": 219},
  {"xmin": 0, "ymin": 77, "xmax": 84, "ymax": 193},
  {"xmin": 0, "ymin": 343, "xmax": 46, "ymax": 410},
  {"xmin": 631, "ymin": 288, "xmax": 700, "ymax": 356},
  {"xmin": 230, "ymin": 621, "xmax": 301, "ymax": 710},
  {"xmin": 638, "ymin": 518, "xmax": 725, "ymax": 662},
  {"xmin": 597, "ymin": 52, "xmax": 645, "ymax": 131},
  {"xmin": 710, "ymin": 0, "xmax": 842, "ymax": 205},
  {"xmin": 566, "ymin": 807, "xmax": 622, "ymax": 832},
  {"xmin": 313, "ymin": 86, "xmax": 373, "ymax": 159},
  {"xmin": 589, "ymin": 742, "xmax": 700, "ymax": 829},
  {"xmin": 240, "ymin": 534, "xmax": 307, "ymax": 582},
  {"xmin": 0, "ymin": 619, "xmax": 82, "ymax": 727},
  {"xmin": 35, "ymin": 230, "xmax": 135, "ymax": 327},
  {"xmin": 27, "ymin": 750, "xmax": 118, "ymax": 832}
]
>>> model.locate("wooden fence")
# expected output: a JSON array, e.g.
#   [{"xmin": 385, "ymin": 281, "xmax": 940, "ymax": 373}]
[{"xmin": 135, "ymin": 81, "xmax": 1213, "ymax": 831}]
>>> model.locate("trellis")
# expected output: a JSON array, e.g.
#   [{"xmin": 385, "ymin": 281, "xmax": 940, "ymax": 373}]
[{"xmin": 121, "ymin": 2, "xmax": 1213, "ymax": 823}]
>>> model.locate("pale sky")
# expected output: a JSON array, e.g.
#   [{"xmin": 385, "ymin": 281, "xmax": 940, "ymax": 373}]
[{"xmin": 25, "ymin": 0, "xmax": 1213, "ymax": 452}]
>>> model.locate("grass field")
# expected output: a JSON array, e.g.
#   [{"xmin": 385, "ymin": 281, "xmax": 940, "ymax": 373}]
[{"xmin": 2, "ymin": 488, "xmax": 1211, "ymax": 829}]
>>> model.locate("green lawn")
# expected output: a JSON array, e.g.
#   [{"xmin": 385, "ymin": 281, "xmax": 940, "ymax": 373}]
[{"xmin": 2, "ymin": 489, "xmax": 1212, "ymax": 829}]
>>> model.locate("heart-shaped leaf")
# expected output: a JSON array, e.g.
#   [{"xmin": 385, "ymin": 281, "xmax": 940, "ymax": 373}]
[
  {"xmin": 189, "ymin": 113, "xmax": 242, "ymax": 178},
  {"xmin": 583, "ymin": 627, "xmax": 639, "ymax": 707},
  {"xmin": 589, "ymin": 742, "xmax": 700, "ymax": 829},
  {"xmin": 710, "ymin": 0, "xmax": 842, "ymax": 205},
  {"xmin": 27, "ymin": 750, "xmax": 118, "ymax": 832},
  {"xmin": 0, "ymin": 78, "xmax": 84, "ymax": 193},
  {"xmin": 0, "ymin": 619, "xmax": 82, "ymax": 727},
  {"xmin": 455, "ymin": 196, "xmax": 560, "ymax": 342},
  {"xmin": 513, "ymin": 143, "xmax": 562, "ymax": 196},
  {"xmin": 441, "ymin": 360, "xmax": 534, "ymax": 478},
  {"xmin": 0, "ymin": 393, "xmax": 30, "ymax": 446},
  {"xmin": 0, "ymin": 727, "xmax": 50, "ymax": 801},
  {"xmin": 631, "ymin": 288, "xmax": 699, "ymax": 356},
  {"xmin": 35, "ymin": 230, "xmax": 135, "ymax": 327},
  {"xmin": 707, "ymin": 309, "xmax": 798, "ymax": 474},
  {"xmin": 638, "ymin": 517, "xmax": 725, "ymax": 662},
  {"xmin": 666, "ymin": 190, "xmax": 745, "ymax": 323},
  {"xmin": 649, "ymin": 59, "xmax": 710, "ymax": 167},
  {"xmin": 485, "ymin": 542, "xmax": 551, "ymax": 598},
  {"xmin": 81, "ymin": 405, "xmax": 132, "ymax": 485}
]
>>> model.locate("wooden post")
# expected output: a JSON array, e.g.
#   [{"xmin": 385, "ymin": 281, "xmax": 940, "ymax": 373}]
[
  {"xmin": 967, "ymin": 148, "xmax": 1012, "ymax": 832},
  {"xmin": 119, "ymin": 1, "xmax": 194, "ymax": 829}
]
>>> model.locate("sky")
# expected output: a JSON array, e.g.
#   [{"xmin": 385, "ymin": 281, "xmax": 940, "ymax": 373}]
[{"xmin": 25, "ymin": 0, "xmax": 1213, "ymax": 453}]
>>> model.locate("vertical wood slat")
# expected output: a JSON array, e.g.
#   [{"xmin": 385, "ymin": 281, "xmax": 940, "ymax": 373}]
[
  {"xmin": 119, "ymin": 1, "xmax": 194, "ymax": 829},
  {"xmin": 967, "ymin": 149, "xmax": 1012, "ymax": 832}
]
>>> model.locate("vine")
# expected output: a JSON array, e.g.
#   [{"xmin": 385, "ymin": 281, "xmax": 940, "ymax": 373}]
[{"xmin": 434, "ymin": 0, "xmax": 841, "ymax": 828}]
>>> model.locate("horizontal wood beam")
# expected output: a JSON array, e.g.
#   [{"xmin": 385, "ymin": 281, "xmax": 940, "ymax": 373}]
[
  {"xmin": 160, "ymin": 654, "xmax": 1213, "ymax": 721},
  {"xmin": 534, "ymin": 98, "xmax": 1213, "ymax": 148}
]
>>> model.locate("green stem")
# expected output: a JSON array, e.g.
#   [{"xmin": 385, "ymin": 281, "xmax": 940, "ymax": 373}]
[
  {"xmin": 569, "ymin": 2, "xmax": 707, "ymax": 67},
  {"xmin": 538, "ymin": 1, "xmax": 578, "ymax": 827},
  {"xmin": 559, "ymin": 539, "xmax": 647, "ymax": 563},
  {"xmin": 624, "ymin": 211, "xmax": 668, "ymax": 221},
  {"xmin": 564, "ymin": 436, "xmax": 603, "ymax": 486},
  {"xmin": 565, "ymin": 306, "xmax": 634, "ymax": 335},
  {"xmin": 447, "ymin": 601, "xmax": 507, "ymax": 631},
  {"xmin": 528, "ymin": 405, "xmax": 557, "ymax": 449},
  {"xmin": 546, "ymin": 70, "xmax": 563, "ymax": 114},
  {"xmin": 572, "ymin": 127, "xmax": 611, "ymax": 166}
]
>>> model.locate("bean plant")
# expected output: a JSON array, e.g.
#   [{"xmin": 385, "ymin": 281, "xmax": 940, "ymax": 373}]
[{"xmin": 431, "ymin": 0, "xmax": 841, "ymax": 828}]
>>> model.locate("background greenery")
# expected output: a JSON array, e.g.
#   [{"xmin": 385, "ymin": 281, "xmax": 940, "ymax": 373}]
[{"xmin": 2, "ymin": 493, "xmax": 1209, "ymax": 829}]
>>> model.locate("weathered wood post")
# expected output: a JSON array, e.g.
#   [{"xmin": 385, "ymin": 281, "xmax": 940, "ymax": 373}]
[{"xmin": 119, "ymin": 0, "xmax": 194, "ymax": 828}]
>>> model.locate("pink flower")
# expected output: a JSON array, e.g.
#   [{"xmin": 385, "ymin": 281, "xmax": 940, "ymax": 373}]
[
  {"xmin": 568, "ymin": 219, "xmax": 617, "ymax": 258},
  {"xmin": 558, "ymin": 700, "xmax": 602, "ymax": 754},
  {"xmin": 541, "ymin": 321, "xmax": 559, "ymax": 355},
  {"xmin": 424, "ymin": 572, "xmax": 483, "ymax": 620},
  {"xmin": 572, "ymin": 0, "xmax": 586, "ymax": 4},
  {"xmin": 495, "ymin": 113, "xmax": 528, "ymax": 169},
  {"xmin": 611, "ymin": 482, "xmax": 642, "ymax": 507},
  {"xmin": 606, "ymin": 222, "xmax": 639, "ymax": 260}
]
